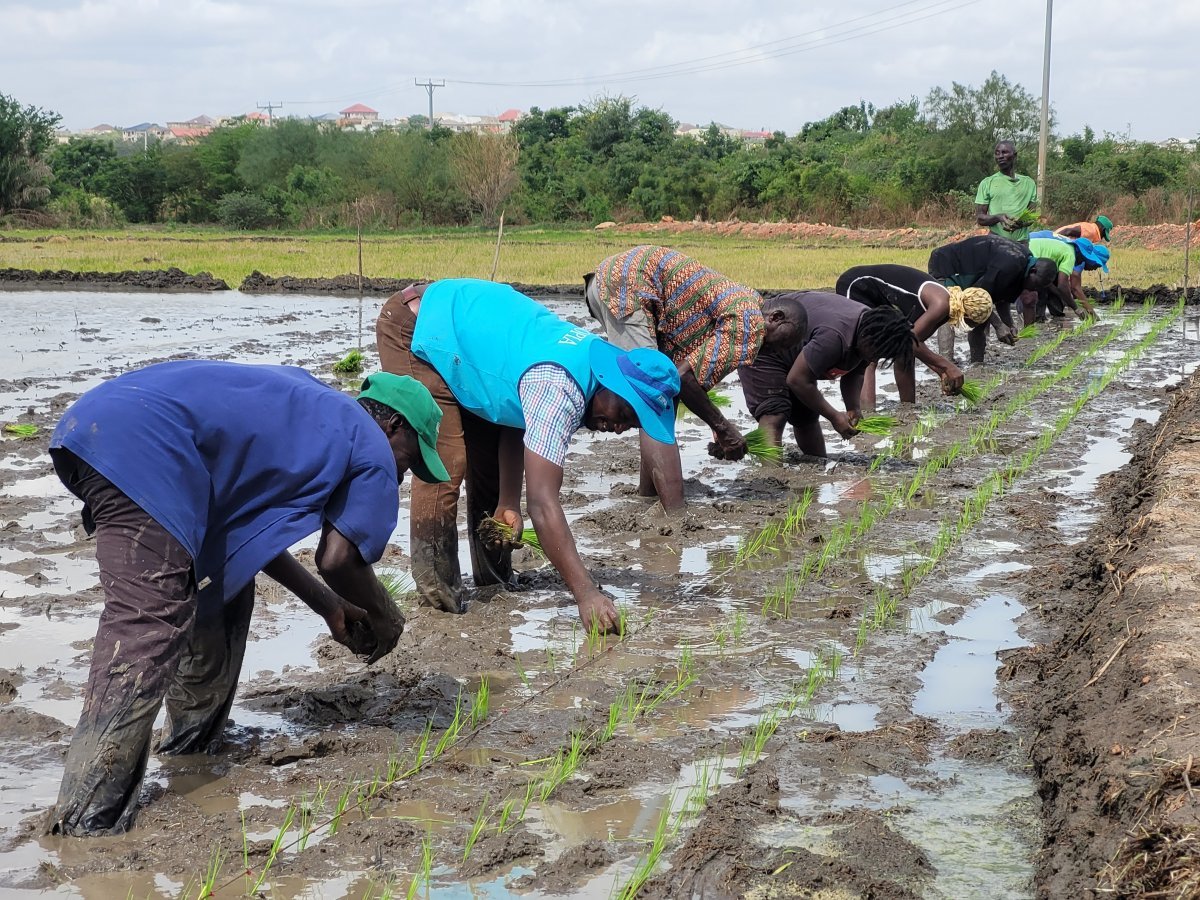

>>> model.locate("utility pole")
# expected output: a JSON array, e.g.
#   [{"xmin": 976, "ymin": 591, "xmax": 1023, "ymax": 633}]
[
  {"xmin": 1036, "ymin": 0, "xmax": 1053, "ymax": 208},
  {"xmin": 414, "ymin": 79, "xmax": 445, "ymax": 129},
  {"xmin": 256, "ymin": 101, "xmax": 283, "ymax": 126}
]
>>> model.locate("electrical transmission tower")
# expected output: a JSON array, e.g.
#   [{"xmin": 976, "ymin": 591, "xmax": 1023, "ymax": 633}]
[
  {"xmin": 414, "ymin": 79, "xmax": 445, "ymax": 129},
  {"xmin": 256, "ymin": 101, "xmax": 283, "ymax": 125}
]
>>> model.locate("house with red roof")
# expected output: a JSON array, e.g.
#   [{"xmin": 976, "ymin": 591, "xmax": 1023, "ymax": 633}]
[
  {"xmin": 497, "ymin": 108, "xmax": 522, "ymax": 133},
  {"xmin": 339, "ymin": 103, "xmax": 379, "ymax": 126}
]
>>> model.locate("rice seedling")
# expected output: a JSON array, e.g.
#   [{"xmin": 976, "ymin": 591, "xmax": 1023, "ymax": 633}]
[
  {"xmin": 332, "ymin": 348, "xmax": 365, "ymax": 374},
  {"xmin": 469, "ymin": 676, "xmax": 490, "ymax": 728},
  {"xmin": 250, "ymin": 804, "xmax": 295, "ymax": 894},
  {"xmin": 405, "ymin": 835, "xmax": 434, "ymax": 900},
  {"xmin": 476, "ymin": 515, "xmax": 544, "ymax": 558},
  {"xmin": 677, "ymin": 388, "xmax": 730, "ymax": 419},
  {"xmin": 1013, "ymin": 208, "xmax": 1042, "ymax": 228},
  {"xmin": 192, "ymin": 845, "xmax": 223, "ymax": 899},
  {"xmin": 616, "ymin": 796, "xmax": 677, "ymax": 900},
  {"xmin": 853, "ymin": 414, "xmax": 899, "ymax": 435},
  {"xmin": 432, "ymin": 693, "xmax": 465, "ymax": 758},
  {"xmin": 462, "ymin": 795, "xmax": 491, "ymax": 861},
  {"xmin": 957, "ymin": 379, "xmax": 985, "ymax": 404},
  {"xmin": 1112, "ymin": 287, "xmax": 1126, "ymax": 310},
  {"xmin": 1016, "ymin": 324, "xmax": 1038, "ymax": 340},
  {"xmin": 3, "ymin": 423, "xmax": 38, "ymax": 438},
  {"xmin": 743, "ymin": 427, "xmax": 783, "ymax": 463}
]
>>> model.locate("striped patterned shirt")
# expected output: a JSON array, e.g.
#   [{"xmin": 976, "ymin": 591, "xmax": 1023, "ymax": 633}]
[
  {"xmin": 517, "ymin": 363, "xmax": 586, "ymax": 467},
  {"xmin": 594, "ymin": 246, "xmax": 765, "ymax": 389}
]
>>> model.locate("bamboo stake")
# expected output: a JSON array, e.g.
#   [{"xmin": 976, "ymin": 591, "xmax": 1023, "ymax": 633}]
[
  {"xmin": 356, "ymin": 199, "xmax": 364, "ymax": 351},
  {"xmin": 489, "ymin": 211, "xmax": 505, "ymax": 282}
]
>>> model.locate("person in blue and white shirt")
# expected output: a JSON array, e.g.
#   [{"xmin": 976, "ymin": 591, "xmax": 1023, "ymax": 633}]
[{"xmin": 377, "ymin": 278, "xmax": 680, "ymax": 634}]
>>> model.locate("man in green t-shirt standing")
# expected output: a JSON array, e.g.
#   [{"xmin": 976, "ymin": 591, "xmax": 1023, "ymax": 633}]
[{"xmin": 975, "ymin": 141, "xmax": 1038, "ymax": 242}]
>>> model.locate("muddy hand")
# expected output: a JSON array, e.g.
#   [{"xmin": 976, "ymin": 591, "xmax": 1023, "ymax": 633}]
[
  {"xmin": 996, "ymin": 324, "xmax": 1016, "ymax": 346},
  {"xmin": 832, "ymin": 411, "xmax": 858, "ymax": 440},
  {"xmin": 706, "ymin": 440, "xmax": 727, "ymax": 460},
  {"xmin": 940, "ymin": 365, "xmax": 964, "ymax": 395},
  {"xmin": 364, "ymin": 608, "xmax": 405, "ymax": 663},
  {"xmin": 714, "ymin": 425, "xmax": 748, "ymax": 462},
  {"xmin": 486, "ymin": 507, "xmax": 524, "ymax": 552},
  {"xmin": 577, "ymin": 587, "xmax": 620, "ymax": 635}
]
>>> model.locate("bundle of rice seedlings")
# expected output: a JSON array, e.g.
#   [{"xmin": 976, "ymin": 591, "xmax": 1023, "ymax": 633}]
[
  {"xmin": 1014, "ymin": 209, "xmax": 1042, "ymax": 228},
  {"xmin": 743, "ymin": 427, "xmax": 783, "ymax": 463},
  {"xmin": 958, "ymin": 380, "xmax": 984, "ymax": 404},
  {"xmin": 853, "ymin": 415, "xmax": 899, "ymax": 435},
  {"xmin": 477, "ymin": 516, "xmax": 545, "ymax": 557},
  {"xmin": 332, "ymin": 349, "xmax": 365, "ymax": 374},
  {"xmin": 677, "ymin": 389, "xmax": 730, "ymax": 420},
  {"xmin": 1016, "ymin": 324, "xmax": 1038, "ymax": 340},
  {"xmin": 519, "ymin": 528, "xmax": 544, "ymax": 555},
  {"xmin": 3, "ymin": 424, "xmax": 39, "ymax": 438}
]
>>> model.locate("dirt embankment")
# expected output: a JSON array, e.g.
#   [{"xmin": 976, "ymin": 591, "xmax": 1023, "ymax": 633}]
[
  {"xmin": 1016, "ymin": 375, "xmax": 1200, "ymax": 897},
  {"xmin": 605, "ymin": 217, "xmax": 1200, "ymax": 251}
]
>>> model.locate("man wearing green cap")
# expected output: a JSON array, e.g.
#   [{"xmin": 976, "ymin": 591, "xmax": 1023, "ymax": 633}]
[
  {"xmin": 1055, "ymin": 216, "xmax": 1114, "ymax": 244},
  {"xmin": 377, "ymin": 278, "xmax": 680, "ymax": 633},
  {"xmin": 44, "ymin": 360, "xmax": 447, "ymax": 836}
]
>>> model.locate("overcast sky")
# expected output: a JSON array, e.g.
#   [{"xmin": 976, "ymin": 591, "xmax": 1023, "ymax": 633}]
[{"xmin": 3, "ymin": 0, "xmax": 1196, "ymax": 141}]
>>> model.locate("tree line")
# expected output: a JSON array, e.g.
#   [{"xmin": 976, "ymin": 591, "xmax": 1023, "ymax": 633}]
[{"xmin": 1, "ymin": 72, "xmax": 1196, "ymax": 231}]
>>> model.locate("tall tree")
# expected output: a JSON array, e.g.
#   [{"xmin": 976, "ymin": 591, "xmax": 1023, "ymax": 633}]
[
  {"xmin": 449, "ymin": 132, "xmax": 520, "ymax": 224},
  {"xmin": 0, "ymin": 93, "xmax": 61, "ymax": 214}
]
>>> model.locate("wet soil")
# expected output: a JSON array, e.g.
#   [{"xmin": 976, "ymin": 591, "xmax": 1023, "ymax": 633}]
[
  {"xmin": 0, "ymin": 288, "xmax": 1197, "ymax": 898},
  {"xmin": 1, "ymin": 263, "xmax": 1196, "ymax": 306},
  {"xmin": 1015, "ymin": 376, "xmax": 1200, "ymax": 898}
]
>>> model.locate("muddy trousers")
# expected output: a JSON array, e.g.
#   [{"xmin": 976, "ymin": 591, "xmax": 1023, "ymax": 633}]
[
  {"xmin": 46, "ymin": 451, "xmax": 254, "ymax": 836},
  {"xmin": 376, "ymin": 293, "xmax": 511, "ymax": 613}
]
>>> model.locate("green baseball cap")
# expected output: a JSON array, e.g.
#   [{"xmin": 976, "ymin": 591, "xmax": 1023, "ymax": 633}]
[
  {"xmin": 1096, "ymin": 215, "xmax": 1113, "ymax": 240},
  {"xmin": 358, "ymin": 373, "xmax": 450, "ymax": 483}
]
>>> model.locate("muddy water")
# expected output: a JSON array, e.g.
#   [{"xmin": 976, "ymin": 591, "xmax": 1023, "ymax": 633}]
[{"xmin": 0, "ymin": 291, "xmax": 1194, "ymax": 899}]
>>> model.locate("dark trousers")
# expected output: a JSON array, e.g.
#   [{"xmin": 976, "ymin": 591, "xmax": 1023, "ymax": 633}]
[
  {"xmin": 46, "ymin": 451, "xmax": 253, "ymax": 836},
  {"xmin": 376, "ymin": 294, "xmax": 511, "ymax": 613}
]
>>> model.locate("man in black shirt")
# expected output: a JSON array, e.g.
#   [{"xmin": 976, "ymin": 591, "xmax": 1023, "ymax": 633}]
[{"xmin": 928, "ymin": 235, "xmax": 1057, "ymax": 364}]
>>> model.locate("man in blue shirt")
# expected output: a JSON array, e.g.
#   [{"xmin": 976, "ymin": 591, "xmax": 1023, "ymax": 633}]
[
  {"xmin": 44, "ymin": 362, "xmax": 448, "ymax": 837},
  {"xmin": 377, "ymin": 278, "xmax": 679, "ymax": 635}
]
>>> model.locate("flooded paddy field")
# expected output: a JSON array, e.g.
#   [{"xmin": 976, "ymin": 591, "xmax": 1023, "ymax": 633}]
[{"xmin": 1, "ymin": 289, "xmax": 1198, "ymax": 899}]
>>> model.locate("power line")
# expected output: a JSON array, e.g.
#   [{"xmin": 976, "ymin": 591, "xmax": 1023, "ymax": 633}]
[
  {"xmin": 450, "ymin": 0, "xmax": 970, "ymax": 88},
  {"xmin": 256, "ymin": 100, "xmax": 283, "ymax": 125},
  {"xmin": 278, "ymin": 0, "xmax": 981, "ymax": 105}
]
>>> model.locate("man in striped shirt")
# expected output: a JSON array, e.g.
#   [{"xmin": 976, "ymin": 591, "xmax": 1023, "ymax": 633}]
[
  {"xmin": 585, "ymin": 246, "xmax": 806, "ymax": 511},
  {"xmin": 377, "ymin": 278, "xmax": 679, "ymax": 633}
]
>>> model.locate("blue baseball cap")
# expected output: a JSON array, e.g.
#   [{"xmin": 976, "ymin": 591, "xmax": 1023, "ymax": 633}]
[
  {"xmin": 588, "ymin": 343, "xmax": 679, "ymax": 445},
  {"xmin": 1074, "ymin": 237, "xmax": 1110, "ymax": 272}
]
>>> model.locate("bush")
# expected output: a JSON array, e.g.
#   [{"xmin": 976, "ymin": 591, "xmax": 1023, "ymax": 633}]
[
  {"xmin": 46, "ymin": 189, "xmax": 124, "ymax": 227},
  {"xmin": 215, "ymin": 191, "xmax": 278, "ymax": 229}
]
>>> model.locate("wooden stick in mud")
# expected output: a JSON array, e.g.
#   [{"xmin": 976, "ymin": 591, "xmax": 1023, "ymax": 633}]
[
  {"xmin": 356, "ymin": 200, "xmax": 364, "ymax": 350},
  {"xmin": 490, "ymin": 211, "xmax": 505, "ymax": 282}
]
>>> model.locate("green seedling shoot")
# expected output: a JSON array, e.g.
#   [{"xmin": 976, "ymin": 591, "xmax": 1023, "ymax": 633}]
[
  {"xmin": 333, "ymin": 348, "xmax": 364, "ymax": 374},
  {"xmin": 743, "ymin": 427, "xmax": 784, "ymax": 463},
  {"xmin": 3, "ymin": 423, "xmax": 38, "ymax": 438}
]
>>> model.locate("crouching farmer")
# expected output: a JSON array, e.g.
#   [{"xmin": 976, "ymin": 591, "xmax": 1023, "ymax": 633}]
[
  {"xmin": 377, "ymin": 278, "xmax": 680, "ymax": 634},
  {"xmin": 45, "ymin": 361, "xmax": 447, "ymax": 836}
]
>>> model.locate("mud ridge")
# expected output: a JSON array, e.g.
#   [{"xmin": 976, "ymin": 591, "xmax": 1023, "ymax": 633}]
[
  {"xmin": 0, "ymin": 267, "xmax": 228, "ymax": 291},
  {"xmin": 1017, "ymin": 372, "xmax": 1200, "ymax": 898}
]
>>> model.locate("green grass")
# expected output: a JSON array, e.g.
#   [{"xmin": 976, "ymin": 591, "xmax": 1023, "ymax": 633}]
[{"xmin": 0, "ymin": 225, "xmax": 1183, "ymax": 291}]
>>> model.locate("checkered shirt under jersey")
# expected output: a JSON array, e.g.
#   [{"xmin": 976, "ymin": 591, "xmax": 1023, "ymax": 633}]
[{"xmin": 518, "ymin": 363, "xmax": 586, "ymax": 467}]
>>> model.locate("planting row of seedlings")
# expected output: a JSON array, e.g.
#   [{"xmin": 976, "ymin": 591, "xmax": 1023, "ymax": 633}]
[
  {"xmin": 604, "ymin": 302, "xmax": 1187, "ymax": 895},
  {"xmin": 179, "ymin": 305, "xmax": 1171, "ymax": 898},
  {"xmin": 729, "ymin": 303, "xmax": 1156, "ymax": 606}
]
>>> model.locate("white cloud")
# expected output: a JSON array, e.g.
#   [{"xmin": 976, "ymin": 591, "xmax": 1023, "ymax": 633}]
[{"xmin": 0, "ymin": 0, "xmax": 1195, "ymax": 140}]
